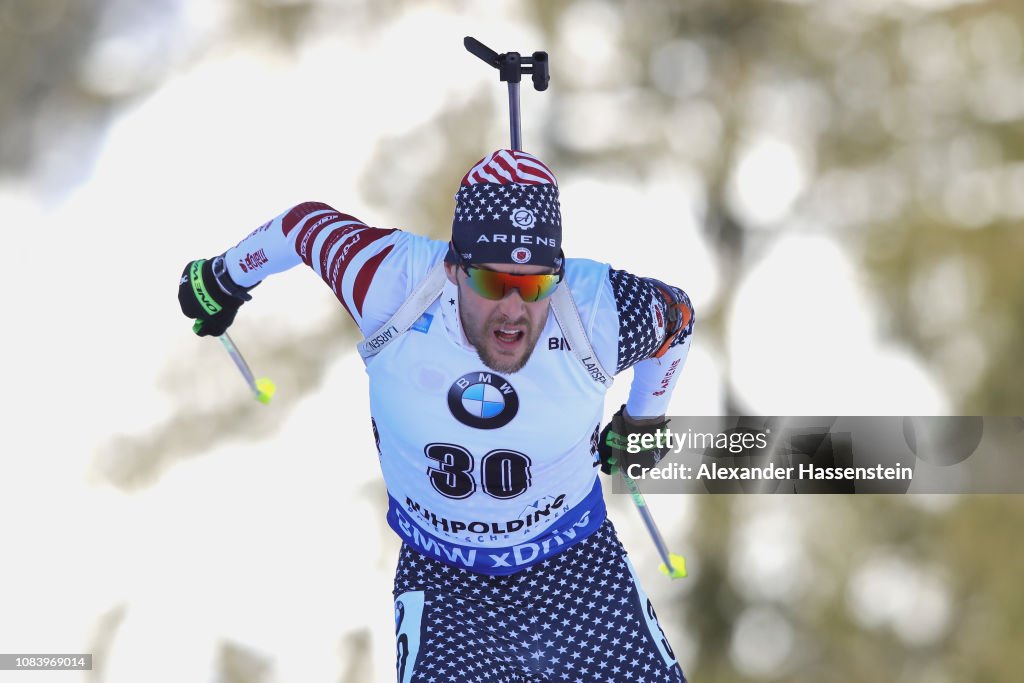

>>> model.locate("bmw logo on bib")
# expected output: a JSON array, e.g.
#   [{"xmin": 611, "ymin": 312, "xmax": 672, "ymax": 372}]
[{"xmin": 447, "ymin": 372, "xmax": 519, "ymax": 429}]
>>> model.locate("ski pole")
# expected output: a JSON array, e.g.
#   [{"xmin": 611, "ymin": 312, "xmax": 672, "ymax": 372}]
[
  {"xmin": 620, "ymin": 469, "xmax": 687, "ymax": 579},
  {"xmin": 194, "ymin": 322, "xmax": 276, "ymax": 404},
  {"xmin": 464, "ymin": 36, "xmax": 549, "ymax": 152}
]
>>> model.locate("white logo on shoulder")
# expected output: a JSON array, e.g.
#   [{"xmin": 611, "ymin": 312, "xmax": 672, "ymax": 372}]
[
  {"xmin": 650, "ymin": 299, "xmax": 666, "ymax": 337},
  {"xmin": 510, "ymin": 207, "xmax": 536, "ymax": 230},
  {"xmin": 511, "ymin": 247, "xmax": 532, "ymax": 264}
]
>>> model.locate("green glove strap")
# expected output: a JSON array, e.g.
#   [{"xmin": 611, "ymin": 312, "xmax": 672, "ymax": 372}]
[{"xmin": 190, "ymin": 259, "xmax": 223, "ymax": 315}]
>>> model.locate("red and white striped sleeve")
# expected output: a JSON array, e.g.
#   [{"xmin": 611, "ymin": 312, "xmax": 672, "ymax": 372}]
[{"xmin": 224, "ymin": 202, "xmax": 446, "ymax": 334}]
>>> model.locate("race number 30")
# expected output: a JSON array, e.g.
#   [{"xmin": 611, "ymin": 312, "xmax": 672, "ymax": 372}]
[{"xmin": 424, "ymin": 443, "xmax": 532, "ymax": 500}]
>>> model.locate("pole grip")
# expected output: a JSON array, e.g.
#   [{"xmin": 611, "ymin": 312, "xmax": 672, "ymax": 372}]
[
  {"xmin": 530, "ymin": 51, "xmax": 550, "ymax": 91},
  {"xmin": 464, "ymin": 36, "xmax": 499, "ymax": 67}
]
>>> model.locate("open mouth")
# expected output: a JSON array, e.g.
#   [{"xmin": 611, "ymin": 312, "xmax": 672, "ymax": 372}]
[{"xmin": 493, "ymin": 328, "xmax": 525, "ymax": 346}]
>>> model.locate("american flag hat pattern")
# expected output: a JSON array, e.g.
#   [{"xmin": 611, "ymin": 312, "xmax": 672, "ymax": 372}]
[{"xmin": 446, "ymin": 150, "xmax": 563, "ymax": 269}]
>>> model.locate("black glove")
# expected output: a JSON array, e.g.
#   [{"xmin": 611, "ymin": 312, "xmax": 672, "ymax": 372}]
[
  {"xmin": 598, "ymin": 405, "xmax": 671, "ymax": 476},
  {"xmin": 178, "ymin": 255, "xmax": 253, "ymax": 337}
]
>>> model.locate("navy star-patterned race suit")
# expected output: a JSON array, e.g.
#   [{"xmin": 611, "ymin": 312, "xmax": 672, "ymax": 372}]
[{"xmin": 220, "ymin": 202, "xmax": 694, "ymax": 682}]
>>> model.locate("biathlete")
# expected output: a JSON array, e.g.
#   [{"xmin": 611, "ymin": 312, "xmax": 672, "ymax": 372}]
[{"xmin": 179, "ymin": 149, "xmax": 693, "ymax": 682}]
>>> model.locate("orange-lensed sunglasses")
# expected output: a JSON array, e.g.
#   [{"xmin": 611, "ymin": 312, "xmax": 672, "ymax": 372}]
[{"xmin": 453, "ymin": 249, "xmax": 564, "ymax": 302}]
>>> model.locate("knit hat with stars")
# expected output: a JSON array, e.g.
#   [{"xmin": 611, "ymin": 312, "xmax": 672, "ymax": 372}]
[{"xmin": 445, "ymin": 149, "xmax": 563, "ymax": 269}]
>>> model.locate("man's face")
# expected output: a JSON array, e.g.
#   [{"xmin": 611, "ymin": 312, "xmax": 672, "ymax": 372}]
[{"xmin": 445, "ymin": 262, "xmax": 554, "ymax": 374}]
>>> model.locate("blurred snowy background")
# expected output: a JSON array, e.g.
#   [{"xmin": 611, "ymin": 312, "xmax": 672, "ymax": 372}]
[{"xmin": 1, "ymin": 0, "xmax": 1022, "ymax": 681}]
